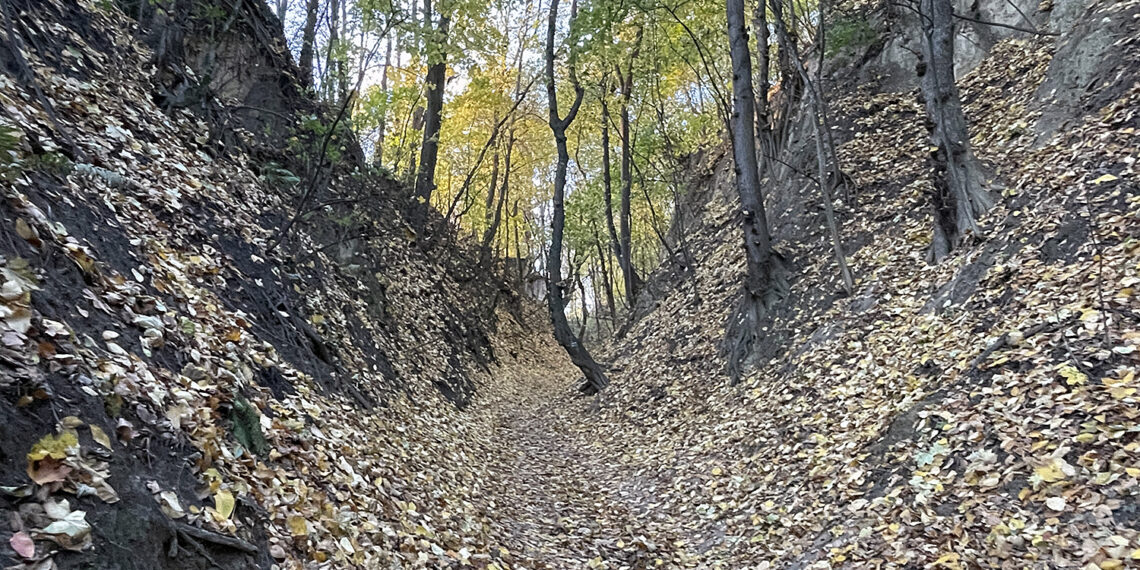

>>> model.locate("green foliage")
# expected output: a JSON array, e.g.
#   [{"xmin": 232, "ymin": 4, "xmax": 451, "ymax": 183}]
[
  {"xmin": 230, "ymin": 396, "xmax": 268, "ymax": 457},
  {"xmin": 23, "ymin": 152, "xmax": 74, "ymax": 177},
  {"xmin": 260, "ymin": 162, "xmax": 301, "ymax": 189},
  {"xmin": 193, "ymin": 0, "xmax": 228, "ymax": 24},
  {"xmin": 826, "ymin": 16, "xmax": 877, "ymax": 57},
  {"xmin": 0, "ymin": 124, "xmax": 24, "ymax": 181}
]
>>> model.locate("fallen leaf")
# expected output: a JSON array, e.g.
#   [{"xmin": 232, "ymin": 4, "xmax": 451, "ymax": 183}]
[
  {"xmin": 214, "ymin": 489, "xmax": 235, "ymax": 520},
  {"xmin": 287, "ymin": 515, "xmax": 308, "ymax": 537},
  {"xmin": 10, "ymin": 531, "xmax": 34, "ymax": 558},
  {"xmin": 89, "ymin": 425, "xmax": 112, "ymax": 449}
]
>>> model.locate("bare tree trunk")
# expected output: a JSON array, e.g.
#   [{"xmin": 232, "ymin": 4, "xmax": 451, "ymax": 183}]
[
  {"xmin": 374, "ymin": 38, "xmax": 392, "ymax": 165},
  {"xmin": 918, "ymin": 0, "xmax": 994, "ymax": 262},
  {"xmin": 577, "ymin": 271, "xmax": 589, "ymax": 341},
  {"xmin": 616, "ymin": 29, "xmax": 644, "ymax": 307},
  {"xmin": 723, "ymin": 0, "xmax": 787, "ymax": 384},
  {"xmin": 770, "ymin": 0, "xmax": 854, "ymax": 295},
  {"xmin": 599, "ymin": 96, "xmax": 624, "ymax": 302},
  {"xmin": 590, "ymin": 264, "xmax": 606, "ymax": 335},
  {"xmin": 324, "ymin": 0, "xmax": 340, "ymax": 100},
  {"xmin": 338, "ymin": 0, "xmax": 349, "ymax": 99},
  {"xmin": 298, "ymin": 0, "xmax": 318, "ymax": 87},
  {"xmin": 513, "ymin": 201, "xmax": 524, "ymax": 283},
  {"xmin": 754, "ymin": 1, "xmax": 775, "ymax": 174},
  {"xmin": 410, "ymin": 0, "xmax": 450, "ymax": 231},
  {"xmin": 276, "ymin": 0, "xmax": 287, "ymax": 27},
  {"xmin": 482, "ymin": 141, "xmax": 500, "ymax": 226},
  {"xmin": 481, "ymin": 131, "xmax": 514, "ymax": 266},
  {"xmin": 545, "ymin": 0, "xmax": 609, "ymax": 393},
  {"xmin": 770, "ymin": 0, "xmax": 802, "ymax": 151},
  {"xmin": 593, "ymin": 229, "xmax": 618, "ymax": 327}
]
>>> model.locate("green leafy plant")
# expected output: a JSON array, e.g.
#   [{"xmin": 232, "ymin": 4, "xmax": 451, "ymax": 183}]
[
  {"xmin": 260, "ymin": 161, "xmax": 301, "ymax": 189},
  {"xmin": 826, "ymin": 16, "xmax": 877, "ymax": 57}
]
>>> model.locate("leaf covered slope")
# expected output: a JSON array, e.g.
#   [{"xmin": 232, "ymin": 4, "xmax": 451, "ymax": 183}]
[
  {"xmin": 0, "ymin": 0, "xmax": 580, "ymax": 568},
  {"xmin": 546, "ymin": 1, "xmax": 1140, "ymax": 568}
]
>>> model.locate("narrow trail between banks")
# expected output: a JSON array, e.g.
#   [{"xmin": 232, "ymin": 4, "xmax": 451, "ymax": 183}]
[{"xmin": 478, "ymin": 359, "xmax": 681, "ymax": 569}]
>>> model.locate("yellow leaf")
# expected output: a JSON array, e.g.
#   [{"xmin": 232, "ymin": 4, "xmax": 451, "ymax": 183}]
[
  {"xmin": 89, "ymin": 425, "xmax": 112, "ymax": 449},
  {"xmin": 1110, "ymin": 387, "xmax": 1136, "ymax": 400},
  {"xmin": 214, "ymin": 490, "xmax": 235, "ymax": 520},
  {"xmin": 14, "ymin": 219, "xmax": 39, "ymax": 245},
  {"xmin": 1059, "ymin": 365, "xmax": 1087, "ymax": 386},
  {"xmin": 1100, "ymin": 560, "xmax": 1123, "ymax": 570},
  {"xmin": 287, "ymin": 515, "xmax": 307, "ymax": 537},
  {"xmin": 28, "ymin": 431, "xmax": 78, "ymax": 462},
  {"xmin": 1035, "ymin": 463, "xmax": 1066, "ymax": 483},
  {"xmin": 711, "ymin": 466, "xmax": 723, "ymax": 476},
  {"xmin": 934, "ymin": 552, "xmax": 960, "ymax": 568},
  {"xmin": 1092, "ymin": 173, "xmax": 1118, "ymax": 184}
]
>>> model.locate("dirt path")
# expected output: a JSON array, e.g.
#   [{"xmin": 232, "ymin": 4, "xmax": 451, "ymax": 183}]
[{"xmin": 483, "ymin": 373, "xmax": 677, "ymax": 569}]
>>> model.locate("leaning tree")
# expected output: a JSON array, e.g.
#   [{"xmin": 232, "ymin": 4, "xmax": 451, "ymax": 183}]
[{"xmin": 544, "ymin": 0, "xmax": 610, "ymax": 393}]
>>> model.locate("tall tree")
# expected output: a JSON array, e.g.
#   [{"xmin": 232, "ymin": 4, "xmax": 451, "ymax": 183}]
[
  {"xmin": 410, "ymin": 0, "xmax": 451, "ymax": 231},
  {"xmin": 722, "ymin": 0, "xmax": 786, "ymax": 384},
  {"xmin": 753, "ymin": 0, "xmax": 774, "ymax": 175},
  {"xmin": 918, "ymin": 0, "xmax": 994, "ymax": 262},
  {"xmin": 592, "ymin": 226, "xmax": 618, "ymax": 327},
  {"xmin": 545, "ymin": 0, "xmax": 610, "ymax": 393},
  {"xmin": 298, "ymin": 0, "xmax": 319, "ymax": 87},
  {"xmin": 325, "ymin": 0, "xmax": 342, "ymax": 99},
  {"xmin": 615, "ymin": 27, "xmax": 644, "ymax": 308},
  {"xmin": 598, "ymin": 92, "xmax": 625, "ymax": 311},
  {"xmin": 276, "ymin": 0, "xmax": 288, "ymax": 28},
  {"xmin": 374, "ymin": 38, "xmax": 392, "ymax": 165}
]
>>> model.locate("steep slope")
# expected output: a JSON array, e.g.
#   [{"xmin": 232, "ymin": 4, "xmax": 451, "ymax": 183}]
[
  {"xmin": 552, "ymin": 0, "xmax": 1140, "ymax": 567},
  {"xmin": 0, "ymin": 1, "xmax": 578, "ymax": 568},
  {"xmin": 2, "ymin": 0, "xmax": 1139, "ymax": 568}
]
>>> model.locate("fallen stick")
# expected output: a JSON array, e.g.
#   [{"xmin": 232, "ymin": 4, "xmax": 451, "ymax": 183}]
[{"xmin": 173, "ymin": 522, "xmax": 259, "ymax": 555}]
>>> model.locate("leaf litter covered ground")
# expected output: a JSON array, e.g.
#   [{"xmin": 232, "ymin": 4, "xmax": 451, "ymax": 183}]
[{"xmin": 2, "ymin": 0, "xmax": 1140, "ymax": 569}]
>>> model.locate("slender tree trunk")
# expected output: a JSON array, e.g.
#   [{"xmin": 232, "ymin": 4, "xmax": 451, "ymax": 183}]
[
  {"xmin": 481, "ymin": 131, "xmax": 514, "ymax": 266},
  {"xmin": 918, "ymin": 0, "xmax": 993, "ymax": 262},
  {"xmin": 411, "ymin": 0, "xmax": 450, "ymax": 231},
  {"xmin": 324, "ymin": 0, "xmax": 340, "ymax": 100},
  {"xmin": 479, "ymin": 36, "xmax": 528, "ymax": 265},
  {"xmin": 298, "ymin": 0, "xmax": 318, "ymax": 87},
  {"xmin": 593, "ymin": 230, "xmax": 618, "ymax": 327},
  {"xmin": 770, "ymin": 0, "xmax": 854, "ymax": 295},
  {"xmin": 545, "ymin": 0, "xmax": 609, "ymax": 393},
  {"xmin": 374, "ymin": 38, "xmax": 392, "ymax": 165},
  {"xmin": 616, "ymin": 31, "xmax": 644, "ymax": 308},
  {"xmin": 513, "ymin": 201, "xmax": 524, "ymax": 283},
  {"xmin": 754, "ymin": 1, "xmax": 775, "ymax": 173},
  {"xmin": 600, "ymin": 97, "xmax": 623, "ymax": 283},
  {"xmin": 590, "ymin": 265, "xmax": 605, "ymax": 335},
  {"xmin": 723, "ymin": 0, "xmax": 786, "ymax": 383},
  {"xmin": 577, "ymin": 271, "xmax": 589, "ymax": 341},
  {"xmin": 770, "ymin": 0, "xmax": 802, "ymax": 150},
  {"xmin": 483, "ymin": 141, "xmax": 500, "ymax": 230},
  {"xmin": 338, "ymin": 0, "xmax": 349, "ymax": 99},
  {"xmin": 276, "ymin": 0, "xmax": 287, "ymax": 27}
]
